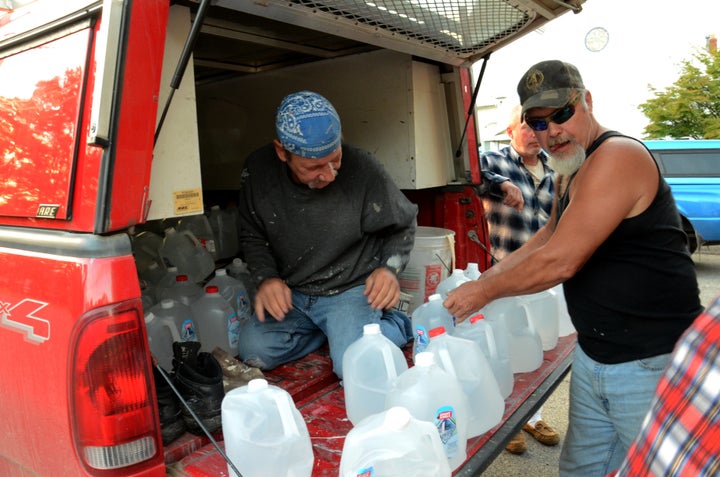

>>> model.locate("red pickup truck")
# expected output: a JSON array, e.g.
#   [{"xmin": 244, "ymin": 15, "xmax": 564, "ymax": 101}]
[{"xmin": 0, "ymin": 1, "xmax": 583, "ymax": 475}]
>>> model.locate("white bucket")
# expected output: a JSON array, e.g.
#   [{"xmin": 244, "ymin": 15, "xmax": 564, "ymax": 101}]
[{"xmin": 399, "ymin": 227, "xmax": 455, "ymax": 314}]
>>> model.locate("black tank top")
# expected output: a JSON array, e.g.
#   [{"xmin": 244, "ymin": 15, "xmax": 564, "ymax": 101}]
[{"xmin": 557, "ymin": 131, "xmax": 703, "ymax": 364}]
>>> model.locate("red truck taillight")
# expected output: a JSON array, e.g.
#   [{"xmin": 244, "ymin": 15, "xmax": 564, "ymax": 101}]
[{"xmin": 69, "ymin": 301, "xmax": 162, "ymax": 472}]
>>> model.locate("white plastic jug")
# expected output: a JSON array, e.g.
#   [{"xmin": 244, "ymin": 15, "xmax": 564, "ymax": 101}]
[
  {"xmin": 206, "ymin": 268, "xmax": 251, "ymax": 320},
  {"xmin": 385, "ymin": 351, "xmax": 469, "ymax": 471},
  {"xmin": 148, "ymin": 298, "xmax": 200, "ymax": 343},
  {"xmin": 410, "ymin": 294, "xmax": 455, "ymax": 358},
  {"xmin": 425, "ymin": 326, "xmax": 504, "ymax": 438},
  {"xmin": 191, "ymin": 285, "xmax": 240, "ymax": 355},
  {"xmin": 177, "ymin": 213, "xmax": 218, "ymax": 260},
  {"xmin": 160, "ymin": 227, "xmax": 215, "ymax": 283},
  {"xmin": 435, "ymin": 268, "xmax": 471, "ymax": 298},
  {"xmin": 157, "ymin": 274, "xmax": 204, "ymax": 306},
  {"xmin": 521, "ymin": 289, "xmax": 560, "ymax": 351},
  {"xmin": 131, "ymin": 230, "xmax": 165, "ymax": 282},
  {"xmin": 552, "ymin": 284, "xmax": 576, "ymax": 336},
  {"xmin": 221, "ymin": 379, "xmax": 314, "ymax": 477},
  {"xmin": 226, "ymin": 257, "xmax": 257, "ymax": 306},
  {"xmin": 339, "ymin": 406, "xmax": 452, "ymax": 477},
  {"xmin": 342, "ymin": 323, "xmax": 409, "ymax": 426},
  {"xmin": 485, "ymin": 297, "xmax": 543, "ymax": 374},
  {"xmin": 208, "ymin": 205, "xmax": 240, "ymax": 260},
  {"xmin": 463, "ymin": 262, "xmax": 481, "ymax": 280},
  {"xmin": 153, "ymin": 266, "xmax": 179, "ymax": 301},
  {"xmin": 144, "ymin": 311, "xmax": 182, "ymax": 371},
  {"xmin": 454, "ymin": 310, "xmax": 514, "ymax": 399}
]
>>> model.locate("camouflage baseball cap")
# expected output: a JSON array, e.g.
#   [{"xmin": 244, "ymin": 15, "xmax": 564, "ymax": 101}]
[{"xmin": 517, "ymin": 60, "xmax": 584, "ymax": 114}]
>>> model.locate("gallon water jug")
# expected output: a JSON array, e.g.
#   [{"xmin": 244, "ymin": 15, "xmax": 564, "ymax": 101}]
[
  {"xmin": 160, "ymin": 227, "xmax": 215, "ymax": 283},
  {"xmin": 454, "ymin": 311, "xmax": 513, "ymax": 399},
  {"xmin": 463, "ymin": 262, "xmax": 481, "ymax": 280},
  {"xmin": 157, "ymin": 274, "xmax": 204, "ymax": 306},
  {"xmin": 342, "ymin": 323, "xmax": 409, "ymax": 426},
  {"xmin": 521, "ymin": 289, "xmax": 559, "ymax": 351},
  {"xmin": 410, "ymin": 294, "xmax": 455, "ymax": 358},
  {"xmin": 148, "ymin": 298, "xmax": 200, "ymax": 343},
  {"xmin": 485, "ymin": 297, "xmax": 543, "ymax": 374},
  {"xmin": 144, "ymin": 311, "xmax": 182, "ymax": 371},
  {"xmin": 177, "ymin": 213, "xmax": 218, "ymax": 260},
  {"xmin": 206, "ymin": 268, "xmax": 251, "ymax": 320},
  {"xmin": 132, "ymin": 230, "xmax": 166, "ymax": 282},
  {"xmin": 339, "ymin": 406, "xmax": 451, "ymax": 477},
  {"xmin": 425, "ymin": 326, "xmax": 504, "ymax": 438},
  {"xmin": 435, "ymin": 269, "xmax": 471, "ymax": 298},
  {"xmin": 191, "ymin": 285, "xmax": 240, "ymax": 355},
  {"xmin": 208, "ymin": 205, "xmax": 240, "ymax": 260},
  {"xmin": 552, "ymin": 284, "xmax": 576, "ymax": 336},
  {"xmin": 221, "ymin": 379, "xmax": 314, "ymax": 477},
  {"xmin": 226, "ymin": 257, "xmax": 257, "ymax": 306},
  {"xmin": 153, "ymin": 266, "xmax": 179, "ymax": 301},
  {"xmin": 385, "ymin": 351, "xmax": 469, "ymax": 471}
]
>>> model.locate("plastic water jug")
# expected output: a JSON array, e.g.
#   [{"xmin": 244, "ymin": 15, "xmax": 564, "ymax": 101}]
[
  {"xmin": 435, "ymin": 269, "xmax": 471, "ymax": 298},
  {"xmin": 221, "ymin": 379, "xmax": 314, "ymax": 477},
  {"xmin": 157, "ymin": 274, "xmax": 204, "ymax": 306},
  {"xmin": 463, "ymin": 262, "xmax": 481, "ymax": 280},
  {"xmin": 177, "ymin": 213, "xmax": 218, "ymax": 260},
  {"xmin": 140, "ymin": 280, "xmax": 155, "ymax": 313},
  {"xmin": 342, "ymin": 323, "xmax": 409, "ymax": 425},
  {"xmin": 385, "ymin": 351, "xmax": 469, "ymax": 471},
  {"xmin": 148, "ymin": 298, "xmax": 200, "ymax": 343},
  {"xmin": 206, "ymin": 268, "xmax": 251, "ymax": 320},
  {"xmin": 485, "ymin": 297, "xmax": 543, "ymax": 374},
  {"xmin": 153, "ymin": 266, "xmax": 179, "ymax": 301},
  {"xmin": 454, "ymin": 311, "xmax": 513, "ymax": 399},
  {"xmin": 552, "ymin": 284, "xmax": 576, "ymax": 336},
  {"xmin": 160, "ymin": 227, "xmax": 215, "ymax": 283},
  {"xmin": 410, "ymin": 294, "xmax": 455, "ymax": 358},
  {"xmin": 191, "ymin": 285, "xmax": 240, "ymax": 355},
  {"xmin": 144, "ymin": 311, "xmax": 182, "ymax": 371},
  {"xmin": 226, "ymin": 257, "xmax": 257, "ymax": 306},
  {"xmin": 425, "ymin": 326, "xmax": 504, "ymax": 438},
  {"xmin": 208, "ymin": 205, "xmax": 240, "ymax": 260},
  {"xmin": 131, "ymin": 230, "xmax": 165, "ymax": 277},
  {"xmin": 521, "ymin": 289, "xmax": 559, "ymax": 351},
  {"xmin": 339, "ymin": 406, "xmax": 452, "ymax": 477}
]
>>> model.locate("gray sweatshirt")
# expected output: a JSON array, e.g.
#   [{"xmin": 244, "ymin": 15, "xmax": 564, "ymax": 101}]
[{"xmin": 238, "ymin": 144, "xmax": 418, "ymax": 296}]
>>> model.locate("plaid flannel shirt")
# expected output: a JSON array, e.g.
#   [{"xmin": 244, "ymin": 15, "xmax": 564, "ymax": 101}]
[
  {"xmin": 480, "ymin": 146, "xmax": 555, "ymax": 261},
  {"xmin": 612, "ymin": 295, "xmax": 720, "ymax": 477}
]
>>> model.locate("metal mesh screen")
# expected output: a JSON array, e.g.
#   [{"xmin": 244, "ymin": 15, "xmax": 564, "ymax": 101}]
[{"xmin": 292, "ymin": 0, "xmax": 534, "ymax": 55}]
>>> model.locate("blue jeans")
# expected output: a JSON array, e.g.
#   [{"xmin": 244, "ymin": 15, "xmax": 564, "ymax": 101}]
[
  {"xmin": 559, "ymin": 345, "xmax": 671, "ymax": 477},
  {"xmin": 237, "ymin": 285, "xmax": 412, "ymax": 379}
]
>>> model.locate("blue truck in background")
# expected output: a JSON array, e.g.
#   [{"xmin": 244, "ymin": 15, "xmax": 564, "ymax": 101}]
[{"xmin": 644, "ymin": 140, "xmax": 720, "ymax": 254}]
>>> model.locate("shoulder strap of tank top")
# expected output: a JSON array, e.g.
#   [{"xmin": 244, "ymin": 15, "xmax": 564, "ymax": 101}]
[{"xmin": 585, "ymin": 130, "xmax": 623, "ymax": 157}]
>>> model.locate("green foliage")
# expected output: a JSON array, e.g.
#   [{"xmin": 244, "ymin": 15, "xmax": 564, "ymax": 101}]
[{"xmin": 640, "ymin": 48, "xmax": 720, "ymax": 139}]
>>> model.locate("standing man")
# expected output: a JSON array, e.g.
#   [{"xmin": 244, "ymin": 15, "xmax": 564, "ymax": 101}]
[
  {"xmin": 445, "ymin": 60, "xmax": 703, "ymax": 477},
  {"xmin": 236, "ymin": 90, "xmax": 417, "ymax": 379},
  {"xmin": 480, "ymin": 105, "xmax": 558, "ymax": 454}
]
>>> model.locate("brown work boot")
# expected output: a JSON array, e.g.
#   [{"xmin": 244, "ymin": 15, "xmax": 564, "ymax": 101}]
[
  {"xmin": 211, "ymin": 347, "xmax": 265, "ymax": 392},
  {"xmin": 505, "ymin": 431, "xmax": 527, "ymax": 454},
  {"xmin": 523, "ymin": 420, "xmax": 560, "ymax": 446}
]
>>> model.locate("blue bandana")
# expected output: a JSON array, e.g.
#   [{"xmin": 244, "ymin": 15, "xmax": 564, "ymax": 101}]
[{"xmin": 275, "ymin": 91, "xmax": 342, "ymax": 159}]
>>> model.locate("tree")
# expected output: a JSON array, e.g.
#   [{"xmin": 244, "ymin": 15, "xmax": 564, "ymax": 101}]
[{"xmin": 640, "ymin": 47, "xmax": 720, "ymax": 139}]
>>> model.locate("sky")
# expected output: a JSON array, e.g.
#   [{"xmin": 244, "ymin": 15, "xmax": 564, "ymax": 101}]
[{"xmin": 474, "ymin": 0, "xmax": 720, "ymax": 142}]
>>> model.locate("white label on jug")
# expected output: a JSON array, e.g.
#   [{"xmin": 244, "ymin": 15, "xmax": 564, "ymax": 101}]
[
  {"xmin": 424, "ymin": 264, "xmax": 443, "ymax": 301},
  {"xmin": 227, "ymin": 311, "xmax": 240, "ymax": 348},
  {"xmin": 415, "ymin": 325, "xmax": 430, "ymax": 354},
  {"xmin": 355, "ymin": 467, "xmax": 375, "ymax": 477},
  {"xmin": 181, "ymin": 319, "xmax": 199, "ymax": 342},
  {"xmin": 435, "ymin": 405, "xmax": 459, "ymax": 459}
]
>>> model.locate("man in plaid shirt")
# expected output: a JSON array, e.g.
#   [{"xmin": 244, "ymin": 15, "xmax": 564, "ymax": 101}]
[
  {"xmin": 480, "ymin": 105, "xmax": 555, "ymax": 262},
  {"xmin": 610, "ymin": 294, "xmax": 720, "ymax": 477},
  {"xmin": 479, "ymin": 105, "xmax": 558, "ymax": 453}
]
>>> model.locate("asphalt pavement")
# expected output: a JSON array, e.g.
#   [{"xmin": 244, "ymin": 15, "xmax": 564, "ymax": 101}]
[{"xmin": 480, "ymin": 245, "xmax": 720, "ymax": 477}]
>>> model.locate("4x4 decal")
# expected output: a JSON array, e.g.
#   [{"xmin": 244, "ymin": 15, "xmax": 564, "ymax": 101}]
[{"xmin": 0, "ymin": 299, "xmax": 50, "ymax": 344}]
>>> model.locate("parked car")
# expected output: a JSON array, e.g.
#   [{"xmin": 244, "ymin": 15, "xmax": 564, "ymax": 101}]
[{"xmin": 644, "ymin": 139, "xmax": 720, "ymax": 253}]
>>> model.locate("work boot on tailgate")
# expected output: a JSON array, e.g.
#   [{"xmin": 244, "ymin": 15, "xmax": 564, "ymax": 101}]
[
  {"xmin": 172, "ymin": 342, "xmax": 224, "ymax": 435},
  {"xmin": 153, "ymin": 365, "xmax": 186, "ymax": 445}
]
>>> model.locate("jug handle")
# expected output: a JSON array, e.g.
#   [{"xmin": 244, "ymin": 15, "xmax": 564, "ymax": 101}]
[
  {"xmin": 519, "ymin": 300, "xmax": 538, "ymax": 335},
  {"xmin": 274, "ymin": 394, "xmax": 301, "ymax": 437},
  {"xmin": 162, "ymin": 318, "xmax": 182, "ymax": 343},
  {"xmin": 437, "ymin": 347, "xmax": 457, "ymax": 377},
  {"xmin": 485, "ymin": 324, "xmax": 498, "ymax": 361},
  {"xmin": 382, "ymin": 346, "xmax": 400, "ymax": 380},
  {"xmin": 180, "ymin": 229, "xmax": 203, "ymax": 247}
]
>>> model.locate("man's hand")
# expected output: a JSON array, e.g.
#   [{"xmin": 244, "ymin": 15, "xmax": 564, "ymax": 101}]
[
  {"xmin": 254, "ymin": 278, "xmax": 292, "ymax": 322},
  {"xmin": 364, "ymin": 267, "xmax": 400, "ymax": 310},
  {"xmin": 443, "ymin": 280, "xmax": 491, "ymax": 323},
  {"xmin": 500, "ymin": 181, "xmax": 524, "ymax": 212}
]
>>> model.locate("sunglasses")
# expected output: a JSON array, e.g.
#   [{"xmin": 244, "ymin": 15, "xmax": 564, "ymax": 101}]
[{"xmin": 524, "ymin": 94, "xmax": 581, "ymax": 131}]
